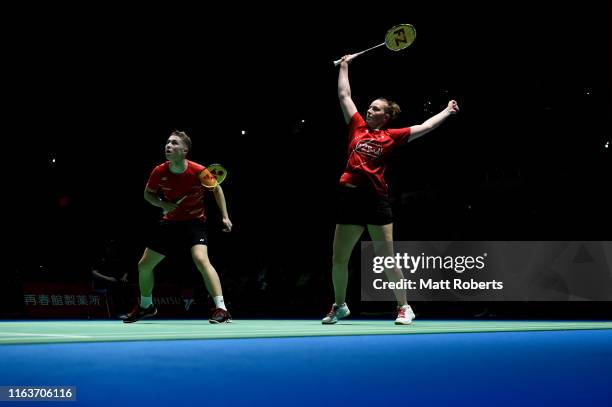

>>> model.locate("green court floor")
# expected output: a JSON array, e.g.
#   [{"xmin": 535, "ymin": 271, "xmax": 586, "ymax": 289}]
[{"xmin": 1, "ymin": 320, "xmax": 612, "ymax": 345}]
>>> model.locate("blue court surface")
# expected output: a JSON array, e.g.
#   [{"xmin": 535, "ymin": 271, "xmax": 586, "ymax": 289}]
[{"xmin": 1, "ymin": 320, "xmax": 611, "ymax": 406}]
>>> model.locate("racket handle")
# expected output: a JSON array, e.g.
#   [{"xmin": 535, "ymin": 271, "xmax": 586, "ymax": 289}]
[
  {"xmin": 334, "ymin": 54, "xmax": 362, "ymax": 66},
  {"xmin": 332, "ymin": 50, "xmax": 366, "ymax": 66},
  {"xmin": 333, "ymin": 52, "xmax": 364, "ymax": 66}
]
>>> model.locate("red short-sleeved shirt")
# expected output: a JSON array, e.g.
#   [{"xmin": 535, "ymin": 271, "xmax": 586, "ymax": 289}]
[
  {"xmin": 146, "ymin": 160, "xmax": 208, "ymax": 221},
  {"xmin": 339, "ymin": 112, "xmax": 412, "ymax": 197}
]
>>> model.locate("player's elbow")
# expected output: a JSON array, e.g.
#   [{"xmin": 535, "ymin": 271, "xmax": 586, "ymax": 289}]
[
  {"xmin": 143, "ymin": 190, "xmax": 156, "ymax": 203},
  {"xmin": 338, "ymin": 91, "xmax": 351, "ymax": 101}
]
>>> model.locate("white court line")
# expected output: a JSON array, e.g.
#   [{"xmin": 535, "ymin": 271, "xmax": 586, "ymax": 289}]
[
  {"xmin": 82, "ymin": 325, "xmax": 612, "ymax": 336},
  {"xmin": 5, "ymin": 325, "xmax": 609, "ymax": 341},
  {"xmin": 3, "ymin": 324, "xmax": 610, "ymax": 339},
  {"xmin": 1, "ymin": 324, "xmax": 611, "ymax": 343},
  {"xmin": 2, "ymin": 326, "xmax": 611, "ymax": 343},
  {"xmin": 1, "ymin": 321, "xmax": 610, "ymax": 328},
  {"xmin": 0, "ymin": 332, "xmax": 91, "ymax": 338},
  {"xmin": 0, "ymin": 321, "xmax": 612, "ymax": 334},
  {"xmin": 0, "ymin": 328, "xmax": 511, "ymax": 340}
]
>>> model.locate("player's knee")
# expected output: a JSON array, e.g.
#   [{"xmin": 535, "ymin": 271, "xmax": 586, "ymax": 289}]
[
  {"xmin": 332, "ymin": 253, "xmax": 350, "ymax": 267},
  {"xmin": 138, "ymin": 260, "xmax": 155, "ymax": 273},
  {"xmin": 194, "ymin": 257, "xmax": 213, "ymax": 272}
]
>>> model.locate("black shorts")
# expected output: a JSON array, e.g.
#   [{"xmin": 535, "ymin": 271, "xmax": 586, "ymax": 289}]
[
  {"xmin": 145, "ymin": 219, "xmax": 208, "ymax": 256},
  {"xmin": 335, "ymin": 184, "xmax": 393, "ymax": 226}
]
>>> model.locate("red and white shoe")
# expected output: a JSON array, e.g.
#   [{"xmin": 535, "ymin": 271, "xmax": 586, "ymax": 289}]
[
  {"xmin": 322, "ymin": 303, "xmax": 350, "ymax": 324},
  {"xmin": 209, "ymin": 308, "xmax": 232, "ymax": 324},
  {"xmin": 121, "ymin": 304, "xmax": 158, "ymax": 323},
  {"xmin": 395, "ymin": 305, "xmax": 415, "ymax": 325}
]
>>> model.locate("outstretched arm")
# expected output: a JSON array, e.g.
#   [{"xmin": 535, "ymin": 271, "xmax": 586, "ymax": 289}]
[
  {"xmin": 92, "ymin": 268, "xmax": 117, "ymax": 282},
  {"xmin": 212, "ymin": 185, "xmax": 232, "ymax": 232},
  {"xmin": 407, "ymin": 100, "xmax": 459, "ymax": 143},
  {"xmin": 338, "ymin": 54, "xmax": 359, "ymax": 124}
]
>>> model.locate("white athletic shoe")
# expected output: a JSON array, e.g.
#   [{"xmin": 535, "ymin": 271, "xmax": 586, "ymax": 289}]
[
  {"xmin": 322, "ymin": 303, "xmax": 350, "ymax": 324},
  {"xmin": 395, "ymin": 305, "xmax": 416, "ymax": 325}
]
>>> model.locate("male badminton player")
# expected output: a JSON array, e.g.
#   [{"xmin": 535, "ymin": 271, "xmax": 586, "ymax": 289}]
[
  {"xmin": 123, "ymin": 130, "xmax": 233, "ymax": 324},
  {"xmin": 323, "ymin": 54, "xmax": 459, "ymax": 325}
]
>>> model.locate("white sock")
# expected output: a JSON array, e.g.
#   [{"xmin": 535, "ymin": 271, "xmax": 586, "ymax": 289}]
[
  {"xmin": 141, "ymin": 296, "xmax": 153, "ymax": 308},
  {"xmin": 213, "ymin": 296, "xmax": 227, "ymax": 311}
]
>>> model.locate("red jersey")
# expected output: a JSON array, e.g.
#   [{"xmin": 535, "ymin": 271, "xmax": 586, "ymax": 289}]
[
  {"xmin": 146, "ymin": 160, "xmax": 208, "ymax": 221},
  {"xmin": 339, "ymin": 112, "xmax": 412, "ymax": 197}
]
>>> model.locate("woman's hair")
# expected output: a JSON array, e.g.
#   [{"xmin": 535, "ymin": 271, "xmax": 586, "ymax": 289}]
[
  {"xmin": 170, "ymin": 130, "xmax": 192, "ymax": 152},
  {"xmin": 377, "ymin": 98, "xmax": 401, "ymax": 121}
]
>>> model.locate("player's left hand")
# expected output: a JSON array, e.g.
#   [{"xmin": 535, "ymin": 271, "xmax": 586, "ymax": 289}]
[
  {"xmin": 222, "ymin": 217, "xmax": 233, "ymax": 233},
  {"xmin": 447, "ymin": 100, "xmax": 460, "ymax": 114}
]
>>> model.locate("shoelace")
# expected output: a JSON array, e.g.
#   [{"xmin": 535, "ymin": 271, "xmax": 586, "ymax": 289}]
[
  {"xmin": 397, "ymin": 308, "xmax": 406, "ymax": 318},
  {"xmin": 326, "ymin": 306, "xmax": 338, "ymax": 317}
]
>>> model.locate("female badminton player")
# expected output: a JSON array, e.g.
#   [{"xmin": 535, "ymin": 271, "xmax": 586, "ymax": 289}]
[{"xmin": 322, "ymin": 54, "xmax": 459, "ymax": 325}]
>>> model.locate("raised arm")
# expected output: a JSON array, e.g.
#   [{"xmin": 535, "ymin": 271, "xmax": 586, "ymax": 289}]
[
  {"xmin": 408, "ymin": 100, "xmax": 460, "ymax": 143},
  {"xmin": 338, "ymin": 54, "xmax": 358, "ymax": 124}
]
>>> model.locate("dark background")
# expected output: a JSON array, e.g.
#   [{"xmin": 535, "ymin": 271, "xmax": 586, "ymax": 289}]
[{"xmin": 6, "ymin": 2, "xmax": 612, "ymax": 318}]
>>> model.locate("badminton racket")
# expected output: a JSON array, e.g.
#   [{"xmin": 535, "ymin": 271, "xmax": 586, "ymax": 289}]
[
  {"xmin": 173, "ymin": 163, "xmax": 228, "ymax": 208},
  {"xmin": 333, "ymin": 23, "xmax": 416, "ymax": 66}
]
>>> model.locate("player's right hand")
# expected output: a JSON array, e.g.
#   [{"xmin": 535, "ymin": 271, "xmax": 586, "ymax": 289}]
[
  {"xmin": 341, "ymin": 54, "xmax": 358, "ymax": 65},
  {"xmin": 161, "ymin": 202, "xmax": 179, "ymax": 215}
]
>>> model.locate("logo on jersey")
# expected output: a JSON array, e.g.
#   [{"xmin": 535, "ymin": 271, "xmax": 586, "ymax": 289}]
[{"xmin": 354, "ymin": 140, "xmax": 383, "ymax": 159}]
